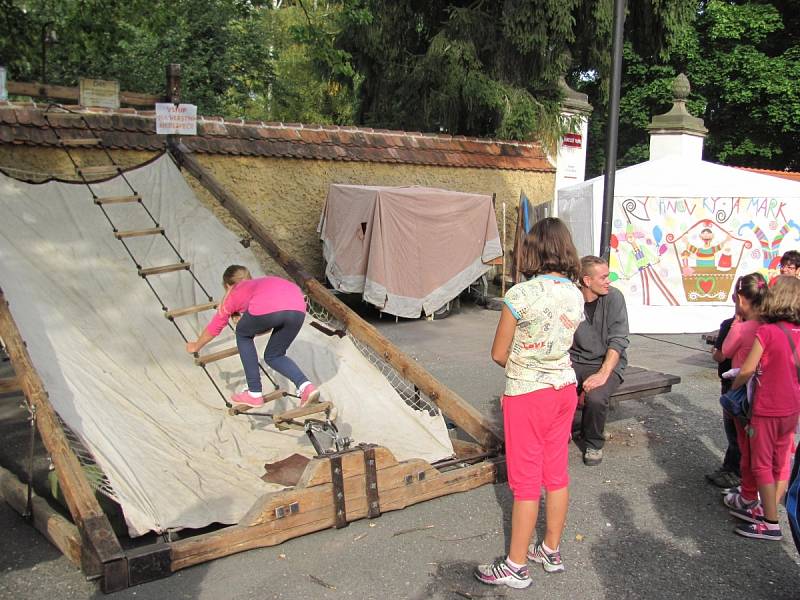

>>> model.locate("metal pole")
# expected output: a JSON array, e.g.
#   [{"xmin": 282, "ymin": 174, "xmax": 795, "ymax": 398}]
[{"xmin": 599, "ymin": 0, "xmax": 626, "ymax": 259}]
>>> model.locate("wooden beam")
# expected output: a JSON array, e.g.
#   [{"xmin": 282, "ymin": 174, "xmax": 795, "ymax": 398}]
[
  {"xmin": 194, "ymin": 346, "xmax": 238, "ymax": 366},
  {"xmin": 0, "ymin": 288, "xmax": 125, "ymax": 584},
  {"xmin": 7, "ymin": 80, "xmax": 161, "ymax": 108},
  {"xmin": 169, "ymin": 456, "xmax": 498, "ymax": 571},
  {"xmin": 114, "ymin": 227, "xmax": 164, "ymax": 240},
  {"xmin": 164, "ymin": 301, "xmax": 218, "ymax": 319},
  {"xmin": 168, "ymin": 141, "xmax": 502, "ymax": 450},
  {"xmin": 138, "ymin": 262, "xmax": 190, "ymax": 277},
  {"xmin": 77, "ymin": 166, "xmax": 121, "ymax": 177},
  {"xmin": 0, "ymin": 465, "xmax": 82, "ymax": 566},
  {"xmin": 0, "ymin": 376, "xmax": 21, "ymax": 395},
  {"xmin": 94, "ymin": 195, "xmax": 141, "ymax": 206}
]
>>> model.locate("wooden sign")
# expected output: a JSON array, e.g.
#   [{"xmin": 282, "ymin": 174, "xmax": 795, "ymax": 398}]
[{"xmin": 79, "ymin": 78, "xmax": 120, "ymax": 109}]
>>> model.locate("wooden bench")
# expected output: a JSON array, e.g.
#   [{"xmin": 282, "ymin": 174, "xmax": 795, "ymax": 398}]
[{"xmin": 610, "ymin": 365, "xmax": 681, "ymax": 410}]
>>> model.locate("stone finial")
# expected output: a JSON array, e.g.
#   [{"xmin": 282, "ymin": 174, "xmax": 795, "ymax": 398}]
[
  {"xmin": 672, "ymin": 73, "xmax": 690, "ymax": 101},
  {"xmin": 648, "ymin": 73, "xmax": 707, "ymax": 136}
]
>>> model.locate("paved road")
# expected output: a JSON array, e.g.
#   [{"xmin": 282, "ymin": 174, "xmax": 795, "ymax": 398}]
[{"xmin": 1, "ymin": 303, "xmax": 798, "ymax": 599}]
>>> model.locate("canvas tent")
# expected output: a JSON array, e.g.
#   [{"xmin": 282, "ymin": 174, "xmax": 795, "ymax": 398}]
[
  {"xmin": 558, "ymin": 156, "xmax": 800, "ymax": 333},
  {"xmin": 319, "ymin": 184, "xmax": 502, "ymax": 318},
  {"xmin": 0, "ymin": 155, "xmax": 456, "ymax": 536}
]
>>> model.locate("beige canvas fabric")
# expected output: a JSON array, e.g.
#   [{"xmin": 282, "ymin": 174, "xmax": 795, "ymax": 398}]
[
  {"xmin": 320, "ymin": 185, "xmax": 502, "ymax": 318},
  {"xmin": 0, "ymin": 156, "xmax": 453, "ymax": 536}
]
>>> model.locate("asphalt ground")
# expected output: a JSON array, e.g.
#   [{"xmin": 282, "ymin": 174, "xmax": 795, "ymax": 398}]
[{"xmin": 1, "ymin": 301, "xmax": 799, "ymax": 599}]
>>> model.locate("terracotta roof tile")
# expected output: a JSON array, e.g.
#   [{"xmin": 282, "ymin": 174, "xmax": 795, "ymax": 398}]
[
  {"xmin": 737, "ymin": 166, "xmax": 800, "ymax": 182},
  {"xmin": 0, "ymin": 103, "xmax": 553, "ymax": 172}
]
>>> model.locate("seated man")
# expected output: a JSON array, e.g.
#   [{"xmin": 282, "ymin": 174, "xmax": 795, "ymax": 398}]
[{"xmin": 570, "ymin": 256, "xmax": 630, "ymax": 466}]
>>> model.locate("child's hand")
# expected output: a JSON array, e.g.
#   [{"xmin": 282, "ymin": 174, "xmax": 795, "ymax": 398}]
[{"xmin": 186, "ymin": 341, "xmax": 200, "ymax": 354}]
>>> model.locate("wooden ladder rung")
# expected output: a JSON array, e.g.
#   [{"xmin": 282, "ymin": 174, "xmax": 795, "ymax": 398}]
[
  {"xmin": 77, "ymin": 165, "xmax": 120, "ymax": 176},
  {"xmin": 0, "ymin": 376, "xmax": 22, "ymax": 396},
  {"xmin": 164, "ymin": 301, "xmax": 219, "ymax": 319},
  {"xmin": 194, "ymin": 346, "xmax": 238, "ymax": 366},
  {"xmin": 61, "ymin": 138, "xmax": 102, "ymax": 147},
  {"xmin": 274, "ymin": 402, "xmax": 332, "ymax": 424},
  {"xmin": 94, "ymin": 195, "xmax": 141, "ymax": 205},
  {"xmin": 137, "ymin": 262, "xmax": 190, "ymax": 277},
  {"xmin": 114, "ymin": 227, "xmax": 164, "ymax": 239}
]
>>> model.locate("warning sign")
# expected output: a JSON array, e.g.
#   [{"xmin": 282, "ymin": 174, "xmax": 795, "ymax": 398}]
[
  {"xmin": 155, "ymin": 103, "xmax": 198, "ymax": 135},
  {"xmin": 79, "ymin": 78, "xmax": 120, "ymax": 109}
]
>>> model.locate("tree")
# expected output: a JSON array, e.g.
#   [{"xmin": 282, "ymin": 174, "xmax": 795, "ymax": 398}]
[
  {"xmin": 584, "ymin": 0, "xmax": 800, "ymax": 175},
  {"xmin": 332, "ymin": 0, "xmax": 695, "ymax": 144}
]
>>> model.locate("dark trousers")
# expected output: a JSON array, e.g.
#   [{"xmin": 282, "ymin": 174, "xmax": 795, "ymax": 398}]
[
  {"xmin": 572, "ymin": 362, "xmax": 622, "ymax": 451},
  {"xmin": 720, "ymin": 380, "xmax": 741, "ymax": 475},
  {"xmin": 235, "ymin": 310, "xmax": 308, "ymax": 393}
]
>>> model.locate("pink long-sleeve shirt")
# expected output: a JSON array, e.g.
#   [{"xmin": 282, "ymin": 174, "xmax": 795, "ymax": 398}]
[
  {"xmin": 721, "ymin": 318, "xmax": 761, "ymax": 369},
  {"xmin": 205, "ymin": 276, "xmax": 306, "ymax": 337}
]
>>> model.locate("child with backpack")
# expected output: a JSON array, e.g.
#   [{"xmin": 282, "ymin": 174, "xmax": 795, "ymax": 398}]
[{"xmin": 731, "ymin": 276, "xmax": 800, "ymax": 540}]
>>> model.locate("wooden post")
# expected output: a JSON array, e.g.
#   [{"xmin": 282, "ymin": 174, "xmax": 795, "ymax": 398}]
[
  {"xmin": 168, "ymin": 140, "xmax": 502, "ymax": 450},
  {"xmin": 166, "ymin": 64, "xmax": 181, "ymax": 105},
  {"xmin": 0, "ymin": 287, "xmax": 127, "ymax": 590}
]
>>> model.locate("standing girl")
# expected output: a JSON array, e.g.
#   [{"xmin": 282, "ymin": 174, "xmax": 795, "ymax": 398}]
[
  {"xmin": 186, "ymin": 265, "xmax": 320, "ymax": 409},
  {"xmin": 720, "ymin": 273, "xmax": 767, "ymax": 520},
  {"xmin": 474, "ymin": 218, "xmax": 584, "ymax": 589},
  {"xmin": 731, "ymin": 276, "xmax": 800, "ymax": 540}
]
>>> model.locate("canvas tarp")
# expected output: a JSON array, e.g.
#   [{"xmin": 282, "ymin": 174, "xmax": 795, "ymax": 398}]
[
  {"xmin": 558, "ymin": 157, "xmax": 800, "ymax": 333},
  {"xmin": 0, "ymin": 155, "xmax": 454, "ymax": 536},
  {"xmin": 320, "ymin": 184, "xmax": 502, "ymax": 318}
]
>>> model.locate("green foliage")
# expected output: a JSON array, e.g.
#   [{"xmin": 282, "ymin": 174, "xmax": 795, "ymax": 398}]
[
  {"xmin": 584, "ymin": 0, "xmax": 800, "ymax": 175},
  {"xmin": 337, "ymin": 0, "xmax": 695, "ymax": 142}
]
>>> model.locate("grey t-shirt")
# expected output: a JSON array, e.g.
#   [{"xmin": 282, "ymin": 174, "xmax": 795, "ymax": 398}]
[{"xmin": 569, "ymin": 286, "xmax": 629, "ymax": 380}]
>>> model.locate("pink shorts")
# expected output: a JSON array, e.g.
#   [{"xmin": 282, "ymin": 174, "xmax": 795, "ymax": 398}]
[
  {"xmin": 502, "ymin": 385, "xmax": 578, "ymax": 501},
  {"xmin": 748, "ymin": 414, "xmax": 799, "ymax": 486}
]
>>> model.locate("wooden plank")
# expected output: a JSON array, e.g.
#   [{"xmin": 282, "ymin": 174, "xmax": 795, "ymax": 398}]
[
  {"xmin": 114, "ymin": 227, "xmax": 164, "ymax": 240},
  {"xmin": 7, "ymin": 80, "xmax": 161, "ymax": 107},
  {"xmin": 94, "ymin": 195, "xmax": 141, "ymax": 205},
  {"xmin": 0, "ymin": 376, "xmax": 21, "ymax": 395},
  {"xmin": 194, "ymin": 346, "xmax": 238, "ymax": 366},
  {"xmin": 168, "ymin": 141, "xmax": 502, "ymax": 451},
  {"xmin": 78, "ymin": 165, "xmax": 120, "ymax": 177},
  {"xmin": 0, "ymin": 465, "xmax": 82, "ymax": 567},
  {"xmin": 170, "ymin": 458, "xmax": 498, "ymax": 571},
  {"xmin": 61, "ymin": 138, "xmax": 102, "ymax": 147},
  {"xmin": 138, "ymin": 262, "xmax": 190, "ymax": 277},
  {"xmin": 0, "ymin": 288, "xmax": 125, "ymax": 580},
  {"xmin": 273, "ymin": 402, "xmax": 331, "ymax": 424},
  {"xmin": 164, "ymin": 301, "xmax": 218, "ymax": 319}
]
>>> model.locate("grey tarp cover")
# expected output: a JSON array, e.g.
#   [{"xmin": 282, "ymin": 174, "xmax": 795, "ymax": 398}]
[
  {"xmin": 0, "ymin": 155, "xmax": 453, "ymax": 536},
  {"xmin": 320, "ymin": 184, "xmax": 502, "ymax": 318}
]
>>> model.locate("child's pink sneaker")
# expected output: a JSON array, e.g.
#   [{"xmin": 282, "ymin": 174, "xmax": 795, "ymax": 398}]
[
  {"xmin": 299, "ymin": 384, "xmax": 320, "ymax": 406},
  {"xmin": 230, "ymin": 391, "xmax": 264, "ymax": 408}
]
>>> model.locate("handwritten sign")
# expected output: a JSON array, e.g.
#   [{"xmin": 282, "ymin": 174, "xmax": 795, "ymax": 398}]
[
  {"xmin": 79, "ymin": 78, "xmax": 120, "ymax": 109},
  {"xmin": 155, "ymin": 103, "xmax": 197, "ymax": 135}
]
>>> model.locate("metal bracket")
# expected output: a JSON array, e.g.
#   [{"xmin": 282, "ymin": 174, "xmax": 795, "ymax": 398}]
[
  {"xmin": 330, "ymin": 455, "xmax": 347, "ymax": 528},
  {"xmin": 274, "ymin": 502, "xmax": 300, "ymax": 519},
  {"xmin": 362, "ymin": 445, "xmax": 380, "ymax": 518}
]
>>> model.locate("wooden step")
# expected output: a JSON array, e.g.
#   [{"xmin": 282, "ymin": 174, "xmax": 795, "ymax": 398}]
[
  {"xmin": 164, "ymin": 301, "xmax": 219, "ymax": 319},
  {"xmin": 77, "ymin": 165, "xmax": 120, "ymax": 177},
  {"xmin": 61, "ymin": 138, "xmax": 101, "ymax": 147},
  {"xmin": 137, "ymin": 262, "xmax": 190, "ymax": 277},
  {"xmin": 114, "ymin": 227, "xmax": 164, "ymax": 240},
  {"xmin": 194, "ymin": 346, "xmax": 238, "ymax": 367},
  {"xmin": 274, "ymin": 401, "xmax": 332, "ymax": 425},
  {"xmin": 94, "ymin": 195, "xmax": 141, "ymax": 205},
  {"xmin": 228, "ymin": 389, "xmax": 289, "ymax": 415}
]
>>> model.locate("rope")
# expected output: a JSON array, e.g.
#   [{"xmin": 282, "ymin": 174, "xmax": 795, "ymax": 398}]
[{"xmin": 633, "ymin": 333, "xmax": 710, "ymax": 353}]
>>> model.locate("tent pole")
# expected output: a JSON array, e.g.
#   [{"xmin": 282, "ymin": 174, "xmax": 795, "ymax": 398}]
[{"xmin": 599, "ymin": 0, "xmax": 626, "ymax": 259}]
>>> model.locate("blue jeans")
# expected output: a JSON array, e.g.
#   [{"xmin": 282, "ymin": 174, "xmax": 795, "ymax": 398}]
[
  {"xmin": 235, "ymin": 310, "xmax": 308, "ymax": 393},
  {"xmin": 720, "ymin": 380, "xmax": 741, "ymax": 475}
]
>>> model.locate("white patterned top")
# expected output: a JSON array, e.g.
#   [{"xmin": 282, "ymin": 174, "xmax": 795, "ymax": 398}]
[{"xmin": 503, "ymin": 275, "xmax": 585, "ymax": 396}]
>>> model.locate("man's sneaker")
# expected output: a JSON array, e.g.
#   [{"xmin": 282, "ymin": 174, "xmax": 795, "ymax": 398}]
[
  {"xmin": 723, "ymin": 491, "xmax": 758, "ymax": 511},
  {"xmin": 229, "ymin": 390, "xmax": 264, "ymax": 408},
  {"xmin": 584, "ymin": 447, "xmax": 603, "ymax": 466},
  {"xmin": 473, "ymin": 558, "xmax": 531, "ymax": 589},
  {"xmin": 705, "ymin": 468, "xmax": 741, "ymax": 488},
  {"xmin": 527, "ymin": 542, "xmax": 565, "ymax": 573},
  {"xmin": 299, "ymin": 383, "xmax": 320, "ymax": 407},
  {"xmin": 734, "ymin": 521, "xmax": 783, "ymax": 541},
  {"xmin": 729, "ymin": 502, "xmax": 764, "ymax": 524}
]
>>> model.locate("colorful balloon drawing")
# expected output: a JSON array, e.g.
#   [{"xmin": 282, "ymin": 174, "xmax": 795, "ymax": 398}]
[
  {"xmin": 659, "ymin": 243, "xmax": 668, "ymax": 255},
  {"xmin": 653, "ymin": 225, "xmax": 663, "ymax": 244},
  {"xmin": 610, "ymin": 233, "xmax": 619, "ymax": 249},
  {"xmin": 609, "ymin": 271, "xmax": 619, "ymax": 282}
]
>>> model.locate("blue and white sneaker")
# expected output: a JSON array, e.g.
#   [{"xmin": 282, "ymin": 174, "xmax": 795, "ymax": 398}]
[
  {"xmin": 729, "ymin": 502, "xmax": 764, "ymax": 524},
  {"xmin": 527, "ymin": 542, "xmax": 565, "ymax": 573},
  {"xmin": 734, "ymin": 521, "xmax": 783, "ymax": 541},
  {"xmin": 474, "ymin": 558, "xmax": 532, "ymax": 589}
]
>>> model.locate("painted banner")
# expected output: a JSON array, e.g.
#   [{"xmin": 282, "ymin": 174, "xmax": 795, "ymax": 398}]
[{"xmin": 609, "ymin": 196, "xmax": 800, "ymax": 307}]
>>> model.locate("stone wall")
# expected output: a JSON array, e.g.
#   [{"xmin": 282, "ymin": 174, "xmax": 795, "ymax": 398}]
[{"xmin": 0, "ymin": 146, "xmax": 554, "ymax": 278}]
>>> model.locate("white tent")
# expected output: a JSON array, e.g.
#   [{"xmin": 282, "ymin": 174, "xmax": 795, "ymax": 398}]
[{"xmin": 558, "ymin": 157, "xmax": 800, "ymax": 333}]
